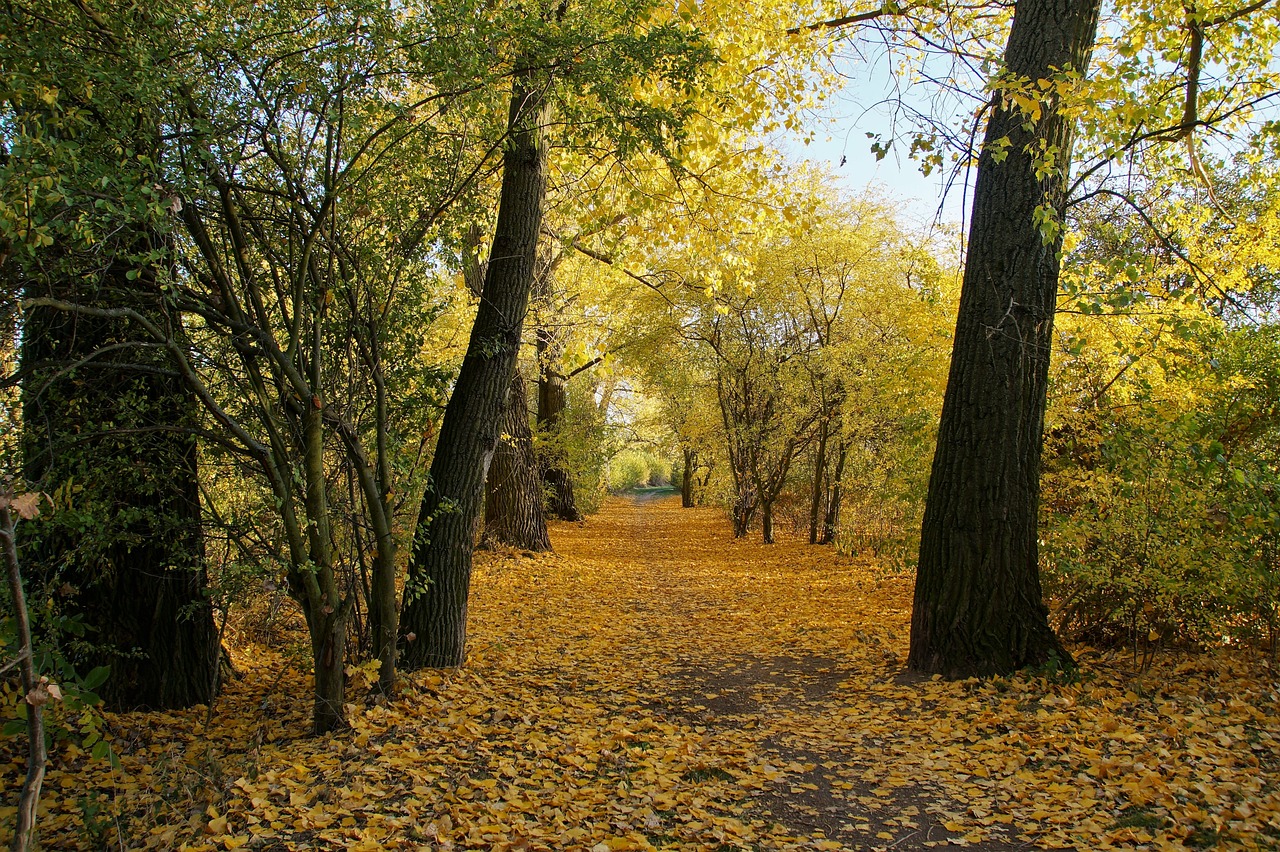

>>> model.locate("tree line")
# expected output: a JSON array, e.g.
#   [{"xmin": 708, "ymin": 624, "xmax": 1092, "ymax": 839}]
[{"xmin": 3, "ymin": 0, "xmax": 1280, "ymax": 846}]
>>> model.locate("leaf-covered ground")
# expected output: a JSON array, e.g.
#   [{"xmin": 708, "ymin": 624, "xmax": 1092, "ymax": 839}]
[{"xmin": 3, "ymin": 494, "xmax": 1279, "ymax": 851}]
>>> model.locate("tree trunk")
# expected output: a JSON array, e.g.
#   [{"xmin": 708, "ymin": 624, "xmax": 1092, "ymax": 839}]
[
  {"xmin": 482, "ymin": 371, "xmax": 552, "ymax": 551},
  {"xmin": 681, "ymin": 448, "xmax": 695, "ymax": 508},
  {"xmin": 731, "ymin": 484, "xmax": 756, "ymax": 538},
  {"xmin": 310, "ymin": 609, "xmax": 348, "ymax": 735},
  {"xmin": 809, "ymin": 419, "xmax": 829, "ymax": 544},
  {"xmin": 20, "ymin": 247, "xmax": 219, "ymax": 711},
  {"xmin": 761, "ymin": 499, "xmax": 775, "ymax": 545},
  {"xmin": 910, "ymin": 0, "xmax": 1100, "ymax": 677},
  {"xmin": 820, "ymin": 442, "xmax": 847, "ymax": 546},
  {"xmin": 399, "ymin": 74, "xmax": 549, "ymax": 670},
  {"xmin": 536, "ymin": 329, "xmax": 583, "ymax": 522},
  {"xmin": 3, "ymin": 502, "xmax": 46, "ymax": 852}
]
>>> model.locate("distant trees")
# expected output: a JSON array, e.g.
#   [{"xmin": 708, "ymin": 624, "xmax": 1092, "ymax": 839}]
[{"xmin": 651, "ymin": 192, "xmax": 952, "ymax": 547}]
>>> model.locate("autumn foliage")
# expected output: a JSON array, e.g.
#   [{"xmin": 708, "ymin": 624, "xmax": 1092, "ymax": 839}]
[{"xmin": 3, "ymin": 496, "xmax": 1277, "ymax": 851}]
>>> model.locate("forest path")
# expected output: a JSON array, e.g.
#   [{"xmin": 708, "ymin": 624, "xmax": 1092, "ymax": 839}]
[
  {"xmin": 12, "ymin": 495, "xmax": 1275, "ymax": 851},
  {"xmin": 468, "ymin": 494, "xmax": 1037, "ymax": 851}
]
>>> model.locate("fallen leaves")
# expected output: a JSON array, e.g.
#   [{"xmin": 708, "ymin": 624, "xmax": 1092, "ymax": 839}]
[{"xmin": 2, "ymin": 495, "xmax": 1279, "ymax": 850}]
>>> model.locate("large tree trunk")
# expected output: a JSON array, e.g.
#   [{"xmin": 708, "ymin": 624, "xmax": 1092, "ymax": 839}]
[
  {"xmin": 536, "ymin": 328, "xmax": 582, "ymax": 522},
  {"xmin": 399, "ymin": 75, "xmax": 549, "ymax": 670},
  {"xmin": 910, "ymin": 0, "xmax": 1101, "ymax": 677},
  {"xmin": 20, "ymin": 248, "xmax": 219, "ymax": 710},
  {"xmin": 482, "ymin": 371, "xmax": 552, "ymax": 551}
]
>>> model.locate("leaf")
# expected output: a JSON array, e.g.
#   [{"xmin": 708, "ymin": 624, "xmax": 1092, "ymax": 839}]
[
  {"xmin": 9, "ymin": 492, "xmax": 43, "ymax": 520},
  {"xmin": 82, "ymin": 666, "xmax": 111, "ymax": 691}
]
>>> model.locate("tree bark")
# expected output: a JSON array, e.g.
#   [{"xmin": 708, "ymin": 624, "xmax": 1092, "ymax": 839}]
[
  {"xmin": 761, "ymin": 499, "xmax": 775, "ymax": 545},
  {"xmin": 482, "ymin": 371, "xmax": 552, "ymax": 551},
  {"xmin": 536, "ymin": 328, "xmax": 583, "ymax": 521},
  {"xmin": 3, "ymin": 503, "xmax": 45, "ymax": 852},
  {"xmin": 809, "ymin": 419, "xmax": 829, "ymax": 544},
  {"xmin": 399, "ymin": 74, "xmax": 549, "ymax": 670},
  {"xmin": 910, "ymin": 0, "xmax": 1101, "ymax": 677},
  {"xmin": 681, "ymin": 448, "xmax": 695, "ymax": 508},
  {"xmin": 20, "ymin": 247, "xmax": 219, "ymax": 710},
  {"xmin": 820, "ymin": 441, "xmax": 847, "ymax": 546}
]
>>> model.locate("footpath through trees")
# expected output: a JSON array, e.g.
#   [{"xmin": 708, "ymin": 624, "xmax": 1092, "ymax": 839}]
[{"xmin": 2, "ymin": 496, "xmax": 1277, "ymax": 850}]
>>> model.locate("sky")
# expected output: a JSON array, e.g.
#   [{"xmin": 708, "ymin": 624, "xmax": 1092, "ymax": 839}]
[{"xmin": 774, "ymin": 48, "xmax": 976, "ymax": 239}]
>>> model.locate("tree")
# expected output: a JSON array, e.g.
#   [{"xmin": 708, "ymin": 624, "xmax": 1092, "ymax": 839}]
[
  {"xmin": 482, "ymin": 370, "xmax": 552, "ymax": 551},
  {"xmin": 909, "ymin": 0, "xmax": 1102, "ymax": 677},
  {"xmin": 399, "ymin": 2, "xmax": 716, "ymax": 669},
  {"xmin": 400, "ymin": 69, "xmax": 553, "ymax": 669},
  {"xmin": 2, "ymin": 0, "xmax": 219, "ymax": 710}
]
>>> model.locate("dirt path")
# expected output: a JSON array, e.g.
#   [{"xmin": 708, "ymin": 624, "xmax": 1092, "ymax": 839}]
[
  {"xmin": 466, "ymin": 495, "xmax": 1039, "ymax": 851},
  {"xmin": 13, "ymin": 494, "xmax": 1274, "ymax": 850}
]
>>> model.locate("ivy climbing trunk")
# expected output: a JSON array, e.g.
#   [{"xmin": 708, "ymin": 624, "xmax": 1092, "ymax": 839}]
[
  {"xmin": 20, "ymin": 246, "xmax": 219, "ymax": 710},
  {"xmin": 909, "ymin": 0, "xmax": 1101, "ymax": 677},
  {"xmin": 399, "ymin": 74, "xmax": 549, "ymax": 669},
  {"xmin": 482, "ymin": 371, "xmax": 552, "ymax": 551}
]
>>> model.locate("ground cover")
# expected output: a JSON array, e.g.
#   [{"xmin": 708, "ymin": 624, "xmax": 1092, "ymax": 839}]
[{"xmin": 2, "ymin": 495, "xmax": 1278, "ymax": 850}]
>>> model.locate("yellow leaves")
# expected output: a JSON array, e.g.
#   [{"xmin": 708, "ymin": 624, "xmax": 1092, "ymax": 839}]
[{"xmin": 7, "ymin": 500, "xmax": 1280, "ymax": 851}]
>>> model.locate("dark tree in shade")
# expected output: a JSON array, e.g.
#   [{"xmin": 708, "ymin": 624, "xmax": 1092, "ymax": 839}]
[
  {"xmin": 399, "ymin": 75, "xmax": 550, "ymax": 669},
  {"xmin": 536, "ymin": 327, "xmax": 583, "ymax": 522},
  {"xmin": 482, "ymin": 371, "xmax": 552, "ymax": 551},
  {"xmin": 21, "ymin": 245, "xmax": 219, "ymax": 710},
  {"xmin": 909, "ymin": 0, "xmax": 1101, "ymax": 677}
]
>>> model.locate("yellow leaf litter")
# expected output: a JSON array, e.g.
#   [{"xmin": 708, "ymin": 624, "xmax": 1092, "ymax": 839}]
[{"xmin": 3, "ymin": 495, "xmax": 1279, "ymax": 851}]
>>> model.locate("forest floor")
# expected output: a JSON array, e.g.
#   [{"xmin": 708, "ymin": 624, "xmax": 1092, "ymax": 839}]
[{"xmin": 3, "ymin": 495, "xmax": 1280, "ymax": 851}]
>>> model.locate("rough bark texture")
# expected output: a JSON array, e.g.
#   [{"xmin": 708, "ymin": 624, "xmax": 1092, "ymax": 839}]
[
  {"xmin": 536, "ymin": 328, "xmax": 582, "ymax": 522},
  {"xmin": 20, "ymin": 251, "xmax": 219, "ymax": 710},
  {"xmin": 399, "ymin": 77, "xmax": 549, "ymax": 669},
  {"xmin": 482, "ymin": 371, "xmax": 552, "ymax": 551},
  {"xmin": 910, "ymin": 0, "xmax": 1101, "ymax": 678}
]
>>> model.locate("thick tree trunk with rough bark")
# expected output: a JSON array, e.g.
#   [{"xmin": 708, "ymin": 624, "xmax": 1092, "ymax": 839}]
[
  {"xmin": 20, "ymin": 250, "xmax": 219, "ymax": 710},
  {"xmin": 536, "ymin": 329, "xmax": 582, "ymax": 522},
  {"xmin": 399, "ymin": 76, "xmax": 549, "ymax": 670},
  {"xmin": 483, "ymin": 371, "xmax": 552, "ymax": 551},
  {"xmin": 910, "ymin": 0, "xmax": 1101, "ymax": 677}
]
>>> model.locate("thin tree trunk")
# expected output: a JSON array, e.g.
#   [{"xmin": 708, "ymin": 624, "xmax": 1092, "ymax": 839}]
[
  {"xmin": 681, "ymin": 448, "xmax": 695, "ymax": 508},
  {"xmin": 3, "ymin": 503, "xmax": 45, "ymax": 852},
  {"xmin": 483, "ymin": 371, "xmax": 552, "ymax": 551},
  {"xmin": 399, "ymin": 73, "xmax": 549, "ymax": 670},
  {"xmin": 761, "ymin": 499, "xmax": 775, "ymax": 545},
  {"xmin": 820, "ymin": 441, "xmax": 847, "ymax": 546},
  {"xmin": 910, "ymin": 0, "xmax": 1100, "ymax": 677},
  {"xmin": 809, "ymin": 419, "xmax": 829, "ymax": 544},
  {"xmin": 295, "ymin": 393, "xmax": 349, "ymax": 734}
]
